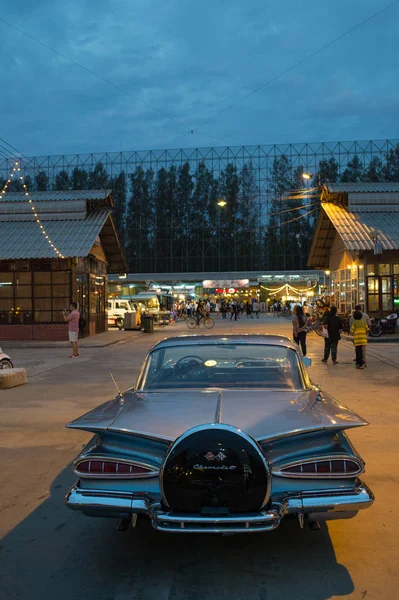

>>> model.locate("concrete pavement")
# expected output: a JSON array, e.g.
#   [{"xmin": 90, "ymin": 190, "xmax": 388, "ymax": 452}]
[{"xmin": 1, "ymin": 315, "xmax": 398, "ymax": 599}]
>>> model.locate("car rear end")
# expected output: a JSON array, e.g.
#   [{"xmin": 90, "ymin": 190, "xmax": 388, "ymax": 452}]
[{"xmin": 66, "ymin": 425, "xmax": 373, "ymax": 533}]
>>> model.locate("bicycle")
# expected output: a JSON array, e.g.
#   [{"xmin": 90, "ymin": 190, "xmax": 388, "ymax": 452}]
[
  {"xmin": 186, "ymin": 314, "xmax": 215, "ymax": 329},
  {"xmin": 306, "ymin": 315, "xmax": 324, "ymax": 336}
]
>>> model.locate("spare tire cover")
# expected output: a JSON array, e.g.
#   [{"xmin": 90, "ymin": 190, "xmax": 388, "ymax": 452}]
[{"xmin": 161, "ymin": 424, "xmax": 270, "ymax": 513}]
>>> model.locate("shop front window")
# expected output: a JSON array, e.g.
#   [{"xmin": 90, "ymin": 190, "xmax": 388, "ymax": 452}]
[
  {"xmin": 358, "ymin": 266, "xmax": 365, "ymax": 306},
  {"xmin": 379, "ymin": 264, "xmax": 391, "ymax": 275},
  {"xmin": 0, "ymin": 270, "xmax": 70, "ymax": 324},
  {"xmin": 368, "ymin": 294, "xmax": 380, "ymax": 313},
  {"xmin": 381, "ymin": 276, "xmax": 393, "ymax": 313},
  {"xmin": 367, "ymin": 274, "xmax": 394, "ymax": 316}
]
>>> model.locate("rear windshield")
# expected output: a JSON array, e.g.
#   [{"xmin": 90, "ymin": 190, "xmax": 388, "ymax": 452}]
[{"xmin": 141, "ymin": 343, "xmax": 303, "ymax": 390}]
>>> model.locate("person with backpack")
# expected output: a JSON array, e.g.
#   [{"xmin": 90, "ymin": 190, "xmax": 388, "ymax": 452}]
[
  {"xmin": 321, "ymin": 306, "xmax": 343, "ymax": 364},
  {"xmin": 63, "ymin": 302, "xmax": 81, "ymax": 358}
]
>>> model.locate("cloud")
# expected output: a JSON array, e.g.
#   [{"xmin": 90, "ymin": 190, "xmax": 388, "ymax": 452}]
[{"xmin": 0, "ymin": 0, "xmax": 398, "ymax": 156}]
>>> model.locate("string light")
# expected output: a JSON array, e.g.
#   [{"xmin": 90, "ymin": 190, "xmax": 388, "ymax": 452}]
[
  {"xmin": 260, "ymin": 282, "xmax": 318, "ymax": 293},
  {"xmin": 0, "ymin": 161, "xmax": 65, "ymax": 258}
]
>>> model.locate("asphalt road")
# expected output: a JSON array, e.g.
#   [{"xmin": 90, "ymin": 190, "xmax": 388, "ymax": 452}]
[{"xmin": 1, "ymin": 316, "xmax": 398, "ymax": 600}]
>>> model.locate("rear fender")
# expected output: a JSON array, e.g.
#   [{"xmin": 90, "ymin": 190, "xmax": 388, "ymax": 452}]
[
  {"xmin": 261, "ymin": 430, "xmax": 364, "ymax": 471},
  {"xmin": 76, "ymin": 431, "xmax": 168, "ymax": 466}
]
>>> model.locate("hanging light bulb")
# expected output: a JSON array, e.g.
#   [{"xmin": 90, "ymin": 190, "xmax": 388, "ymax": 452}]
[{"xmin": 2, "ymin": 161, "xmax": 64, "ymax": 259}]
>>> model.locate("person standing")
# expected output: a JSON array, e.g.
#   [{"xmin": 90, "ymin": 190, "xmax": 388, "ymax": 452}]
[
  {"xmin": 350, "ymin": 304, "xmax": 371, "ymax": 365},
  {"xmin": 321, "ymin": 306, "xmax": 342, "ymax": 364},
  {"xmin": 349, "ymin": 304, "xmax": 371, "ymax": 329},
  {"xmin": 245, "ymin": 300, "xmax": 253, "ymax": 318},
  {"xmin": 230, "ymin": 300, "xmax": 238, "ymax": 321},
  {"xmin": 351, "ymin": 310, "xmax": 368, "ymax": 369},
  {"xmin": 63, "ymin": 302, "xmax": 80, "ymax": 358},
  {"xmin": 253, "ymin": 299, "xmax": 260, "ymax": 318},
  {"xmin": 292, "ymin": 305, "xmax": 308, "ymax": 356}
]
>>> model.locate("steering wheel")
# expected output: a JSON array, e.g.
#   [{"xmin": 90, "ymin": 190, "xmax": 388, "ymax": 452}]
[{"xmin": 173, "ymin": 355, "xmax": 205, "ymax": 380}]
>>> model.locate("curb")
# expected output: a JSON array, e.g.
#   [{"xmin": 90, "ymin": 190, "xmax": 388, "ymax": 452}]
[{"xmin": 1, "ymin": 331, "xmax": 144, "ymax": 350}]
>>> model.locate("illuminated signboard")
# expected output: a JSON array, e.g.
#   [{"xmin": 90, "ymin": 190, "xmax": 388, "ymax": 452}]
[{"xmin": 203, "ymin": 279, "xmax": 249, "ymax": 289}]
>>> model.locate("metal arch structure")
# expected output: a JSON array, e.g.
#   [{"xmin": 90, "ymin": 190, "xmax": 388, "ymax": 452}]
[
  {"xmin": 1, "ymin": 138, "xmax": 398, "ymax": 273},
  {"xmin": 1, "ymin": 138, "xmax": 398, "ymax": 181}
]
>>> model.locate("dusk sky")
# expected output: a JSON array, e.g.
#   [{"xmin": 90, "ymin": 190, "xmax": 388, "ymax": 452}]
[{"xmin": 1, "ymin": 0, "xmax": 398, "ymax": 157}]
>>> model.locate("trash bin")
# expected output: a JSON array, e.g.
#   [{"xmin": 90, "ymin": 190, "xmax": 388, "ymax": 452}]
[
  {"xmin": 142, "ymin": 315, "xmax": 154, "ymax": 333},
  {"xmin": 124, "ymin": 312, "xmax": 139, "ymax": 330}
]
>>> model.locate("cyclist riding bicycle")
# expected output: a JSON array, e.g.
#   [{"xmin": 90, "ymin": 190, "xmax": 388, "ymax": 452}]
[{"xmin": 196, "ymin": 300, "xmax": 207, "ymax": 323}]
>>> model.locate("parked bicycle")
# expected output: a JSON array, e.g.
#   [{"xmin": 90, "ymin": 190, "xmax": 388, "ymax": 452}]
[
  {"xmin": 306, "ymin": 315, "xmax": 324, "ymax": 336},
  {"xmin": 186, "ymin": 315, "xmax": 215, "ymax": 329}
]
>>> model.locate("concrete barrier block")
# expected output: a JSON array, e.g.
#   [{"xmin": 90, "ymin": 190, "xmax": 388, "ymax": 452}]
[{"xmin": 0, "ymin": 368, "xmax": 27, "ymax": 390}]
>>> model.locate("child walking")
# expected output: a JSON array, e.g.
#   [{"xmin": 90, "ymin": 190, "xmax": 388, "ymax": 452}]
[{"xmin": 351, "ymin": 310, "xmax": 368, "ymax": 369}]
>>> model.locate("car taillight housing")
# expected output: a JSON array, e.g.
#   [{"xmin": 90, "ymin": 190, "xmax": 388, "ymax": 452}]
[
  {"xmin": 273, "ymin": 456, "xmax": 364, "ymax": 478},
  {"xmin": 74, "ymin": 458, "xmax": 159, "ymax": 479}
]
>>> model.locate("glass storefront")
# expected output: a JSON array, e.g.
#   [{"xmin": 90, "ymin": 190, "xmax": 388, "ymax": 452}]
[
  {"xmin": 0, "ymin": 259, "xmax": 107, "ymax": 333},
  {"xmin": 330, "ymin": 263, "xmax": 399, "ymax": 316},
  {"xmin": 366, "ymin": 263, "xmax": 398, "ymax": 316},
  {"xmin": 0, "ymin": 270, "xmax": 71, "ymax": 324},
  {"xmin": 331, "ymin": 266, "xmax": 360, "ymax": 314}
]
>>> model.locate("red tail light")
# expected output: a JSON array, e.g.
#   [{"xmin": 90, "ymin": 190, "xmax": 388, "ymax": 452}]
[
  {"xmin": 274, "ymin": 457, "xmax": 363, "ymax": 478},
  {"xmin": 74, "ymin": 458, "xmax": 159, "ymax": 479}
]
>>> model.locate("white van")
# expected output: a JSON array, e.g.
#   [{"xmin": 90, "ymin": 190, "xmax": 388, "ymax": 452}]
[{"xmin": 107, "ymin": 298, "xmax": 139, "ymax": 329}]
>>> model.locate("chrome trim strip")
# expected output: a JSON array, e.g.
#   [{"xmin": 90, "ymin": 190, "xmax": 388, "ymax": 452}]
[
  {"xmin": 272, "ymin": 454, "xmax": 365, "ymax": 479},
  {"xmin": 74, "ymin": 455, "xmax": 160, "ymax": 480},
  {"xmin": 159, "ymin": 423, "xmax": 271, "ymax": 510},
  {"xmin": 153, "ymin": 511, "xmax": 279, "ymax": 524},
  {"xmin": 214, "ymin": 392, "xmax": 222, "ymax": 423},
  {"xmin": 152, "ymin": 509, "xmax": 281, "ymax": 534}
]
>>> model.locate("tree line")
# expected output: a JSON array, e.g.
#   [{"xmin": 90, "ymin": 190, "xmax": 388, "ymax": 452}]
[{"xmin": 1, "ymin": 143, "xmax": 399, "ymax": 272}]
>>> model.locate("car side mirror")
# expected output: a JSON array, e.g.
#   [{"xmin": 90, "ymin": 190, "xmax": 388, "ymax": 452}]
[{"xmin": 303, "ymin": 357, "xmax": 312, "ymax": 367}]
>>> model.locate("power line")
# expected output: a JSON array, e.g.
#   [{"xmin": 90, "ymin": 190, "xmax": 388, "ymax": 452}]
[
  {"xmin": 277, "ymin": 207, "xmax": 319, "ymax": 227},
  {"xmin": 269, "ymin": 201, "xmax": 320, "ymax": 216},
  {"xmin": 0, "ymin": 135, "xmax": 28, "ymax": 160},
  {"xmin": 0, "ymin": 17, "xmax": 190, "ymax": 132},
  {"xmin": 192, "ymin": 0, "xmax": 399, "ymax": 132}
]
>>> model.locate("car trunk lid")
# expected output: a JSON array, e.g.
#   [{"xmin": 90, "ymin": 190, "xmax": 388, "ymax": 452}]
[{"xmin": 67, "ymin": 388, "xmax": 368, "ymax": 443}]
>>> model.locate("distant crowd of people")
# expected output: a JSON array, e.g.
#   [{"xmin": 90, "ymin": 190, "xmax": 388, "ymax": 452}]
[
  {"xmin": 173, "ymin": 295, "xmax": 371, "ymax": 369},
  {"xmin": 172, "ymin": 298, "xmax": 260, "ymax": 322}
]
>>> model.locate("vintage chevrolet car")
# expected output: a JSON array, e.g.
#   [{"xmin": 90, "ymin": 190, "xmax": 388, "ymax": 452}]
[{"xmin": 65, "ymin": 335, "xmax": 374, "ymax": 534}]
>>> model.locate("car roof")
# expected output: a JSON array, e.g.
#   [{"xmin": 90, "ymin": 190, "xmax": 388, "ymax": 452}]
[{"xmin": 151, "ymin": 334, "xmax": 298, "ymax": 352}]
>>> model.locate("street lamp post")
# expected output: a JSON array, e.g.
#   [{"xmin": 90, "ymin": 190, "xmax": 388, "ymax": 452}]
[{"xmin": 217, "ymin": 199, "xmax": 227, "ymax": 272}]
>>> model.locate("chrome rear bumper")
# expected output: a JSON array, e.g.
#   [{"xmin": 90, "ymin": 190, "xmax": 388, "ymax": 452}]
[{"xmin": 65, "ymin": 481, "xmax": 374, "ymax": 534}]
